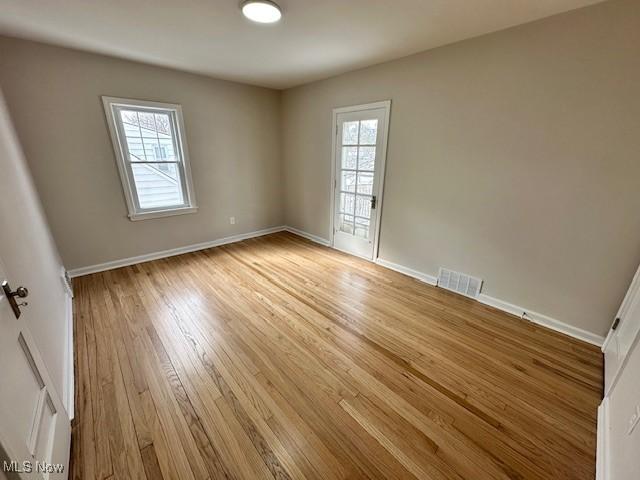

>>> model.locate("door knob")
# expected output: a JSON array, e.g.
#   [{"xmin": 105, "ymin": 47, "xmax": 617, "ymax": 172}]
[
  {"xmin": 1, "ymin": 281, "xmax": 29, "ymax": 319},
  {"xmin": 14, "ymin": 286, "xmax": 28, "ymax": 298}
]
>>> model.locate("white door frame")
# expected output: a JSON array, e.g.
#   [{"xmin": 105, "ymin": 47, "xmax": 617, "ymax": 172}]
[{"xmin": 329, "ymin": 100, "xmax": 391, "ymax": 261}]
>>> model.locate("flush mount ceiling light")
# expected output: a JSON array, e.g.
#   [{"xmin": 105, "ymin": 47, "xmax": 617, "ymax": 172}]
[{"xmin": 241, "ymin": 0, "xmax": 282, "ymax": 23}]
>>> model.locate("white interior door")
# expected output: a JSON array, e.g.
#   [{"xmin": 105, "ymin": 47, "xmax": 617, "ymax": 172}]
[
  {"xmin": 0, "ymin": 259, "xmax": 70, "ymax": 479},
  {"xmin": 604, "ymin": 264, "xmax": 640, "ymax": 394},
  {"xmin": 332, "ymin": 102, "xmax": 390, "ymax": 260},
  {"xmin": 0, "ymin": 91, "xmax": 70, "ymax": 478}
]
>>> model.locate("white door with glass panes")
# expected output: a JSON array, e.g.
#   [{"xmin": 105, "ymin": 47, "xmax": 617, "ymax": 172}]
[{"xmin": 333, "ymin": 102, "xmax": 390, "ymax": 259}]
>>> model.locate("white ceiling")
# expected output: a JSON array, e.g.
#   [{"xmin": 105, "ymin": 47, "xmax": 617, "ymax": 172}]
[{"xmin": 0, "ymin": 0, "xmax": 604, "ymax": 89}]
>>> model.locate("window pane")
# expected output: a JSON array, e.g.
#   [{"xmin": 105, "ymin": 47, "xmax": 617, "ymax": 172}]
[
  {"xmin": 158, "ymin": 137, "xmax": 176, "ymax": 161},
  {"xmin": 340, "ymin": 193, "xmax": 355, "ymax": 215},
  {"xmin": 137, "ymin": 112, "xmax": 157, "ymax": 136},
  {"xmin": 355, "ymin": 195, "xmax": 371, "ymax": 218},
  {"xmin": 356, "ymin": 172, "xmax": 373, "ymax": 195},
  {"xmin": 358, "ymin": 147, "xmax": 376, "ymax": 171},
  {"xmin": 143, "ymin": 137, "xmax": 161, "ymax": 160},
  {"xmin": 342, "ymin": 147, "xmax": 358, "ymax": 169},
  {"xmin": 359, "ymin": 120, "xmax": 378, "ymax": 145},
  {"xmin": 339, "ymin": 214, "xmax": 354, "ymax": 234},
  {"xmin": 120, "ymin": 111, "xmax": 145, "ymax": 161},
  {"xmin": 355, "ymin": 217, "xmax": 370, "ymax": 239},
  {"xmin": 126, "ymin": 137, "xmax": 146, "ymax": 161},
  {"xmin": 120, "ymin": 110, "xmax": 139, "ymax": 126},
  {"xmin": 120, "ymin": 109, "xmax": 177, "ymax": 162},
  {"xmin": 154, "ymin": 113, "xmax": 171, "ymax": 135},
  {"xmin": 131, "ymin": 163, "xmax": 184, "ymax": 209},
  {"xmin": 342, "ymin": 121, "xmax": 359, "ymax": 145},
  {"xmin": 341, "ymin": 171, "xmax": 356, "ymax": 192}
]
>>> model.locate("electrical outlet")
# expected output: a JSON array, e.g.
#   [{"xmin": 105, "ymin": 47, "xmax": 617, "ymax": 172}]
[
  {"xmin": 229, "ymin": 216, "xmax": 236, "ymax": 225},
  {"xmin": 628, "ymin": 405, "xmax": 640, "ymax": 436}
]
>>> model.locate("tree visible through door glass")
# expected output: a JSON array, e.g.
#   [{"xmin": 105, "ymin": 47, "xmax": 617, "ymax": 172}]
[
  {"xmin": 359, "ymin": 119, "xmax": 378, "ymax": 144},
  {"xmin": 342, "ymin": 147, "xmax": 358, "ymax": 169},
  {"xmin": 358, "ymin": 147, "xmax": 376, "ymax": 171},
  {"xmin": 342, "ymin": 121, "xmax": 359, "ymax": 145}
]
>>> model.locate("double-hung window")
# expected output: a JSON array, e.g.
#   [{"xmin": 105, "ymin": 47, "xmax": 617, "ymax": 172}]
[{"xmin": 102, "ymin": 97, "xmax": 197, "ymax": 221}]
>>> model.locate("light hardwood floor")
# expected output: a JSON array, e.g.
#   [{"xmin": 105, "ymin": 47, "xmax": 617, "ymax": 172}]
[{"xmin": 71, "ymin": 231, "xmax": 603, "ymax": 480}]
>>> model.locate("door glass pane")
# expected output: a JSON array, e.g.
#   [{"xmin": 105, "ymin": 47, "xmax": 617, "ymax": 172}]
[
  {"xmin": 340, "ymin": 193, "xmax": 355, "ymax": 215},
  {"xmin": 342, "ymin": 121, "xmax": 359, "ymax": 145},
  {"xmin": 359, "ymin": 120, "xmax": 378, "ymax": 145},
  {"xmin": 355, "ymin": 195, "xmax": 371, "ymax": 218},
  {"xmin": 356, "ymin": 172, "xmax": 373, "ymax": 195},
  {"xmin": 341, "ymin": 171, "xmax": 356, "ymax": 192},
  {"xmin": 358, "ymin": 147, "xmax": 376, "ymax": 171},
  {"xmin": 131, "ymin": 163, "xmax": 184, "ymax": 209},
  {"xmin": 342, "ymin": 147, "xmax": 358, "ymax": 169},
  {"xmin": 339, "ymin": 214, "xmax": 354, "ymax": 234},
  {"xmin": 355, "ymin": 217, "xmax": 370, "ymax": 239},
  {"xmin": 336, "ymin": 112, "xmax": 383, "ymax": 241}
]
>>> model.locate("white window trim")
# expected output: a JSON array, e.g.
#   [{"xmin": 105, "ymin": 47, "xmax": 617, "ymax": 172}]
[{"xmin": 102, "ymin": 96, "xmax": 198, "ymax": 221}]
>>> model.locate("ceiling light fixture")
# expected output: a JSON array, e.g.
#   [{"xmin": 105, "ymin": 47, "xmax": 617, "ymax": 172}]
[{"xmin": 241, "ymin": 0, "xmax": 282, "ymax": 23}]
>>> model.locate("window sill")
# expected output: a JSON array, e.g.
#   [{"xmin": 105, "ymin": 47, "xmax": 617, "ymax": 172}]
[{"xmin": 128, "ymin": 206, "xmax": 198, "ymax": 221}]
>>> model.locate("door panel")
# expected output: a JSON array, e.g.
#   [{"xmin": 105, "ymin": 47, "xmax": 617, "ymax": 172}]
[{"xmin": 333, "ymin": 103, "xmax": 390, "ymax": 260}]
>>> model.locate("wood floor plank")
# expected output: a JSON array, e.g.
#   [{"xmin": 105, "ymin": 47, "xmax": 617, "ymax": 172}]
[
  {"xmin": 72, "ymin": 232, "xmax": 603, "ymax": 480},
  {"xmin": 71, "ymin": 278, "xmax": 97, "ymax": 480},
  {"xmin": 140, "ymin": 444, "xmax": 165, "ymax": 480}
]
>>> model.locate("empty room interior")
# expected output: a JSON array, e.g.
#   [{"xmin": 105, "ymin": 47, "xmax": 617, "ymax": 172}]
[{"xmin": 1, "ymin": 0, "xmax": 639, "ymax": 479}]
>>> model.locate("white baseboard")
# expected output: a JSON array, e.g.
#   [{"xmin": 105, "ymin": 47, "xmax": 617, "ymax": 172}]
[
  {"xmin": 375, "ymin": 258, "xmax": 438, "ymax": 285},
  {"xmin": 596, "ymin": 397, "xmax": 610, "ymax": 480},
  {"xmin": 283, "ymin": 226, "xmax": 331, "ymax": 246},
  {"xmin": 478, "ymin": 294, "xmax": 604, "ymax": 346},
  {"xmin": 67, "ymin": 226, "xmax": 286, "ymax": 277}
]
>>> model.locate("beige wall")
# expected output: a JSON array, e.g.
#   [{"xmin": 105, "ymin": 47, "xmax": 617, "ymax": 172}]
[
  {"xmin": 0, "ymin": 36, "xmax": 283, "ymax": 270},
  {"xmin": 282, "ymin": 0, "xmax": 640, "ymax": 337}
]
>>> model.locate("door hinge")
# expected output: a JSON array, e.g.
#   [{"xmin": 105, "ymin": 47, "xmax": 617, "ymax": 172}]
[{"xmin": 612, "ymin": 317, "xmax": 621, "ymax": 330}]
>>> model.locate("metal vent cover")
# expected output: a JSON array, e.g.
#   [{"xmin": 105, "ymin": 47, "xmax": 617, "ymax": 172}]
[{"xmin": 437, "ymin": 268, "xmax": 483, "ymax": 299}]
